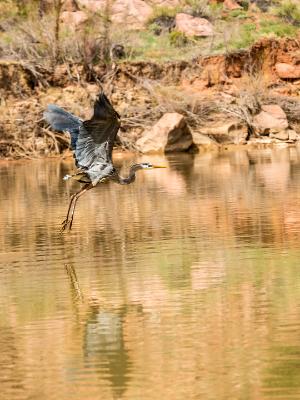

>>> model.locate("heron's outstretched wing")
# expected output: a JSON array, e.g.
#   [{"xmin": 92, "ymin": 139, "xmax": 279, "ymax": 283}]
[
  {"xmin": 75, "ymin": 93, "xmax": 120, "ymax": 169},
  {"xmin": 44, "ymin": 105, "xmax": 82, "ymax": 149}
]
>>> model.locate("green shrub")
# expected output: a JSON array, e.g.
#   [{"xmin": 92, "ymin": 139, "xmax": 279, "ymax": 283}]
[
  {"xmin": 231, "ymin": 31, "xmax": 255, "ymax": 49},
  {"xmin": 239, "ymin": 0, "xmax": 250, "ymax": 11},
  {"xmin": 229, "ymin": 9, "xmax": 248, "ymax": 19},
  {"xmin": 243, "ymin": 23, "xmax": 257, "ymax": 33},
  {"xmin": 169, "ymin": 30, "xmax": 188, "ymax": 47}
]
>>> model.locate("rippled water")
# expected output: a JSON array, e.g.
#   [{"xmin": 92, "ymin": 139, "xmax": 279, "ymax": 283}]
[{"xmin": 1, "ymin": 147, "xmax": 300, "ymax": 399}]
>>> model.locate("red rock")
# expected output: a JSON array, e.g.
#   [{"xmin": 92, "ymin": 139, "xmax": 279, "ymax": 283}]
[
  {"xmin": 136, "ymin": 113, "xmax": 193, "ymax": 153},
  {"xmin": 275, "ymin": 63, "xmax": 300, "ymax": 79},
  {"xmin": 112, "ymin": 0, "xmax": 152, "ymax": 29},
  {"xmin": 224, "ymin": 0, "xmax": 242, "ymax": 10},
  {"xmin": 253, "ymin": 104, "xmax": 288, "ymax": 134},
  {"xmin": 175, "ymin": 13, "xmax": 214, "ymax": 37},
  {"xmin": 60, "ymin": 11, "xmax": 88, "ymax": 28}
]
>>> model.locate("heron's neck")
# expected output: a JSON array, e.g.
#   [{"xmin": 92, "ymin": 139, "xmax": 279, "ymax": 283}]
[{"xmin": 117, "ymin": 164, "xmax": 142, "ymax": 185}]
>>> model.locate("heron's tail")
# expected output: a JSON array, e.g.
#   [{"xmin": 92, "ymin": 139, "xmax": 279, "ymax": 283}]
[
  {"xmin": 63, "ymin": 171, "xmax": 91, "ymax": 183},
  {"xmin": 44, "ymin": 104, "xmax": 82, "ymax": 149}
]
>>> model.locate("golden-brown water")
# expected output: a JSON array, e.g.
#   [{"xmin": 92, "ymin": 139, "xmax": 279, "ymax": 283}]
[{"xmin": 1, "ymin": 147, "xmax": 300, "ymax": 400}]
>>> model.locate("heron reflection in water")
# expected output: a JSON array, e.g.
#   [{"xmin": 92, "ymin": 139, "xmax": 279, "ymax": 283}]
[
  {"xmin": 44, "ymin": 90, "xmax": 166, "ymax": 231},
  {"xmin": 84, "ymin": 307, "xmax": 132, "ymax": 398}
]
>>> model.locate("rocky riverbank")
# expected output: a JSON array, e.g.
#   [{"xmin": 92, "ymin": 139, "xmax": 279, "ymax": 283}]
[{"xmin": 1, "ymin": 35, "xmax": 300, "ymax": 158}]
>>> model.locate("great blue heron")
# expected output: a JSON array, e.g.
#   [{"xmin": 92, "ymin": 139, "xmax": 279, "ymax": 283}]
[{"xmin": 44, "ymin": 90, "xmax": 165, "ymax": 231}]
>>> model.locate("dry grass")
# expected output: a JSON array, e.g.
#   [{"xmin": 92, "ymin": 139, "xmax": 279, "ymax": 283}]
[
  {"xmin": 120, "ymin": 80, "xmax": 218, "ymax": 126},
  {"xmin": 0, "ymin": 97, "xmax": 70, "ymax": 159},
  {"xmin": 219, "ymin": 72, "xmax": 300, "ymax": 136},
  {"xmin": 219, "ymin": 72, "xmax": 267, "ymax": 134},
  {"xmin": 0, "ymin": 5, "xmax": 113, "ymax": 79}
]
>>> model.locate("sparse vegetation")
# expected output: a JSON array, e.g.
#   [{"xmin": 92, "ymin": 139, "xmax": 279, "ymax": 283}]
[
  {"xmin": 229, "ymin": 23, "xmax": 257, "ymax": 50},
  {"xmin": 183, "ymin": 0, "xmax": 212, "ymax": 19},
  {"xmin": 218, "ymin": 16, "xmax": 298, "ymax": 52},
  {"xmin": 148, "ymin": 5, "xmax": 179, "ymax": 24},
  {"xmin": 1, "ymin": 0, "xmax": 299, "ymax": 68},
  {"xmin": 112, "ymin": 30, "xmax": 201, "ymax": 62},
  {"xmin": 0, "ymin": 0, "xmax": 115, "ymax": 75},
  {"xmin": 273, "ymin": 0, "xmax": 300, "ymax": 25},
  {"xmin": 259, "ymin": 19, "xmax": 298, "ymax": 37}
]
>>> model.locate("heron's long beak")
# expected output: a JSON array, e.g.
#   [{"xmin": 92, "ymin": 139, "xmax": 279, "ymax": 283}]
[{"xmin": 153, "ymin": 165, "xmax": 167, "ymax": 168}]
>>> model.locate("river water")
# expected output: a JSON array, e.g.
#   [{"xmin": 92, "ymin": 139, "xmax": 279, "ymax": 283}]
[{"xmin": 1, "ymin": 147, "xmax": 300, "ymax": 400}]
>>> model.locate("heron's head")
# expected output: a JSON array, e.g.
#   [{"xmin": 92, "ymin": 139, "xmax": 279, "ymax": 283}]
[{"xmin": 139, "ymin": 162, "xmax": 166, "ymax": 170}]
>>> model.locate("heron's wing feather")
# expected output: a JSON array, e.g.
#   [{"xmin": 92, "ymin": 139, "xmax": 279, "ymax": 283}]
[
  {"xmin": 75, "ymin": 93, "xmax": 120, "ymax": 169},
  {"xmin": 44, "ymin": 104, "xmax": 82, "ymax": 149}
]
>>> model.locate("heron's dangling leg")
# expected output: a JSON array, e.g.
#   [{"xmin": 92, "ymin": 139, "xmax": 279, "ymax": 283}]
[
  {"xmin": 68, "ymin": 184, "xmax": 93, "ymax": 230},
  {"xmin": 61, "ymin": 192, "xmax": 77, "ymax": 227},
  {"xmin": 61, "ymin": 183, "xmax": 93, "ymax": 232}
]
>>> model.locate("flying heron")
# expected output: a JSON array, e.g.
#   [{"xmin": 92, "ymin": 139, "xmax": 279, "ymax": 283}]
[{"xmin": 44, "ymin": 90, "xmax": 165, "ymax": 231}]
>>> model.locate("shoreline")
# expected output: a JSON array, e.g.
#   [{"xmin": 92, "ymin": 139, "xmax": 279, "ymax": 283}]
[
  {"xmin": 0, "ymin": 141, "xmax": 299, "ymax": 164},
  {"xmin": 2, "ymin": 36, "xmax": 300, "ymax": 159}
]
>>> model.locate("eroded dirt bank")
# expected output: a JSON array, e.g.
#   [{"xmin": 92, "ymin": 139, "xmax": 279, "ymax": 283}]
[{"xmin": 1, "ymin": 36, "xmax": 300, "ymax": 158}]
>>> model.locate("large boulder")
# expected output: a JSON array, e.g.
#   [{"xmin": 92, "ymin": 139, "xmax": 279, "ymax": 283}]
[
  {"xmin": 275, "ymin": 63, "xmax": 300, "ymax": 80},
  {"xmin": 175, "ymin": 13, "xmax": 214, "ymax": 37},
  {"xmin": 194, "ymin": 114, "xmax": 248, "ymax": 144},
  {"xmin": 112, "ymin": 0, "xmax": 152, "ymax": 29},
  {"xmin": 135, "ymin": 113, "xmax": 194, "ymax": 153},
  {"xmin": 253, "ymin": 104, "xmax": 288, "ymax": 135}
]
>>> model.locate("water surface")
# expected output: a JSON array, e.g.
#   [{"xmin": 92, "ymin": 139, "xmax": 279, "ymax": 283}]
[{"xmin": 1, "ymin": 147, "xmax": 300, "ymax": 400}]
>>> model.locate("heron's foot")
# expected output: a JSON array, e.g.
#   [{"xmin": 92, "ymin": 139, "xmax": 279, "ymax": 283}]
[{"xmin": 60, "ymin": 218, "xmax": 73, "ymax": 233}]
